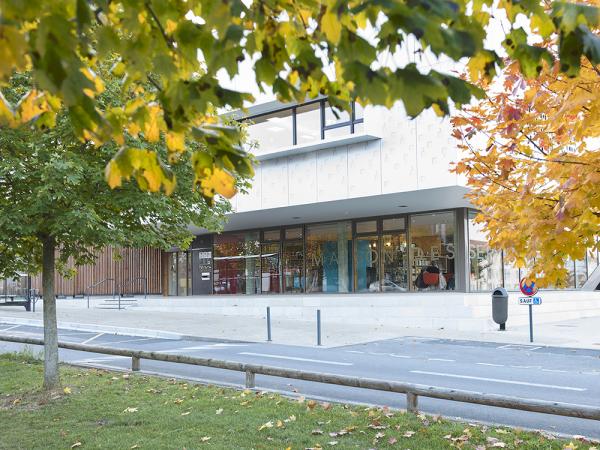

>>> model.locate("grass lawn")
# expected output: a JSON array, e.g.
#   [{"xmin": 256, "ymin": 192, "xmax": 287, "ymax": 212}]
[{"xmin": 0, "ymin": 352, "xmax": 597, "ymax": 450}]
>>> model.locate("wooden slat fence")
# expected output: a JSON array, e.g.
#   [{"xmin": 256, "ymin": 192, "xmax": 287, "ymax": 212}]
[{"xmin": 30, "ymin": 246, "xmax": 162, "ymax": 296}]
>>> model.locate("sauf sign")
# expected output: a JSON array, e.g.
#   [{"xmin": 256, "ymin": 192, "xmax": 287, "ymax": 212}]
[
  {"xmin": 518, "ymin": 296, "xmax": 542, "ymax": 306},
  {"xmin": 518, "ymin": 278, "xmax": 541, "ymax": 343}
]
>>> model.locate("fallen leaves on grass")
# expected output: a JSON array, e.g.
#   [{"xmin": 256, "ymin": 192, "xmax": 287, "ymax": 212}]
[
  {"xmin": 258, "ymin": 421, "xmax": 273, "ymax": 431},
  {"xmin": 63, "ymin": 387, "xmax": 72, "ymax": 395},
  {"xmin": 215, "ymin": 408, "xmax": 223, "ymax": 415},
  {"xmin": 123, "ymin": 407, "xmax": 138, "ymax": 413},
  {"xmin": 70, "ymin": 442, "xmax": 82, "ymax": 448},
  {"xmin": 486, "ymin": 437, "xmax": 507, "ymax": 447},
  {"xmin": 311, "ymin": 429, "xmax": 324, "ymax": 435},
  {"xmin": 200, "ymin": 436, "xmax": 211, "ymax": 442},
  {"xmin": 403, "ymin": 430, "xmax": 416, "ymax": 438}
]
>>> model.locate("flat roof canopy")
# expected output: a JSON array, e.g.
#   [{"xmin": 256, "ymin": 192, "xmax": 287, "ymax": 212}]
[{"xmin": 190, "ymin": 186, "xmax": 472, "ymax": 235}]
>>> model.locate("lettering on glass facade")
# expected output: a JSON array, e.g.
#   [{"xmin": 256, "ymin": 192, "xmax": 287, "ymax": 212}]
[{"xmin": 165, "ymin": 209, "xmax": 596, "ymax": 295}]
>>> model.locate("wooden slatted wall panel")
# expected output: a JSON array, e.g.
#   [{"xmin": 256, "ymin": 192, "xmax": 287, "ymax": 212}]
[{"xmin": 31, "ymin": 247, "xmax": 163, "ymax": 296}]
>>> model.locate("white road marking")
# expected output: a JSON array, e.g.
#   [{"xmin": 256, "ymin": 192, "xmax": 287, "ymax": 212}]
[
  {"xmin": 476, "ymin": 363, "xmax": 504, "ymax": 367},
  {"xmin": 239, "ymin": 352, "xmax": 353, "ymax": 366},
  {"xmin": 74, "ymin": 356, "xmax": 129, "ymax": 363},
  {"xmin": 510, "ymin": 365, "xmax": 542, "ymax": 370},
  {"xmin": 542, "ymin": 369, "xmax": 568, "ymax": 373},
  {"xmin": 345, "ymin": 350, "xmax": 364, "ymax": 354},
  {"xmin": 211, "ymin": 343, "xmax": 247, "ymax": 347},
  {"xmin": 0, "ymin": 325, "xmax": 21, "ymax": 332},
  {"xmin": 410, "ymin": 370, "xmax": 586, "ymax": 391},
  {"xmin": 390, "ymin": 354, "xmax": 411, "ymax": 359},
  {"xmin": 428, "ymin": 358, "xmax": 455, "ymax": 362},
  {"xmin": 159, "ymin": 344, "xmax": 247, "ymax": 353},
  {"xmin": 81, "ymin": 333, "xmax": 105, "ymax": 345},
  {"xmin": 105, "ymin": 337, "xmax": 155, "ymax": 345},
  {"xmin": 497, "ymin": 344, "xmax": 542, "ymax": 351}
]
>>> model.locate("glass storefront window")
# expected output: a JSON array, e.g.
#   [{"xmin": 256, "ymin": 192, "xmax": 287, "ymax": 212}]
[
  {"xmin": 383, "ymin": 217, "xmax": 405, "ymax": 231},
  {"xmin": 306, "ymin": 222, "xmax": 352, "ymax": 293},
  {"xmin": 263, "ymin": 229, "xmax": 280, "ymax": 241},
  {"xmin": 168, "ymin": 253, "xmax": 178, "ymax": 296},
  {"xmin": 575, "ymin": 259, "xmax": 587, "ymax": 288},
  {"xmin": 261, "ymin": 242, "xmax": 281, "ymax": 294},
  {"xmin": 355, "ymin": 235, "xmax": 379, "ymax": 292},
  {"xmin": 213, "ymin": 232, "xmax": 260, "ymax": 294},
  {"xmin": 246, "ymin": 110, "xmax": 293, "ymax": 155},
  {"xmin": 285, "ymin": 227, "xmax": 303, "ymax": 240},
  {"xmin": 588, "ymin": 247, "xmax": 599, "ymax": 277},
  {"xmin": 565, "ymin": 259, "xmax": 576, "ymax": 288},
  {"xmin": 502, "ymin": 258, "xmax": 520, "ymax": 290},
  {"xmin": 177, "ymin": 252, "xmax": 188, "ymax": 296},
  {"xmin": 356, "ymin": 220, "xmax": 377, "ymax": 234},
  {"xmin": 410, "ymin": 212, "xmax": 456, "ymax": 291},
  {"xmin": 468, "ymin": 212, "xmax": 503, "ymax": 291},
  {"xmin": 382, "ymin": 233, "xmax": 409, "ymax": 291},
  {"xmin": 282, "ymin": 240, "xmax": 304, "ymax": 293},
  {"xmin": 296, "ymin": 103, "xmax": 321, "ymax": 145}
]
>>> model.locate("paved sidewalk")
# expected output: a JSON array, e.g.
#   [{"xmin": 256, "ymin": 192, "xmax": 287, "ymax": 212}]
[{"xmin": 1, "ymin": 298, "xmax": 600, "ymax": 349}]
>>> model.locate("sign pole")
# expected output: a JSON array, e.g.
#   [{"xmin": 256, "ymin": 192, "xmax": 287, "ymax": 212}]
[{"xmin": 528, "ymin": 304, "xmax": 533, "ymax": 343}]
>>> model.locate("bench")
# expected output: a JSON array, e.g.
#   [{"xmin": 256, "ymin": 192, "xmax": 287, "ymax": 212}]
[{"xmin": 0, "ymin": 295, "xmax": 31, "ymax": 311}]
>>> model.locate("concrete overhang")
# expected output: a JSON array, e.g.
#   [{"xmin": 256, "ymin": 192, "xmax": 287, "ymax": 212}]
[
  {"xmin": 255, "ymin": 133, "xmax": 381, "ymax": 161},
  {"xmin": 190, "ymin": 186, "xmax": 473, "ymax": 235}
]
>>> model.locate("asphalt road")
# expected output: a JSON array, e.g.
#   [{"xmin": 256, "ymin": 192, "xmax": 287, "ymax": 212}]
[{"xmin": 1, "ymin": 322, "xmax": 599, "ymax": 440}]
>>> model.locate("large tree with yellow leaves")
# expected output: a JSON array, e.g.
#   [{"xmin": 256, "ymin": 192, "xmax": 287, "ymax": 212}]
[
  {"xmin": 0, "ymin": 74, "xmax": 233, "ymax": 389},
  {"xmin": 453, "ymin": 54, "xmax": 600, "ymax": 287}
]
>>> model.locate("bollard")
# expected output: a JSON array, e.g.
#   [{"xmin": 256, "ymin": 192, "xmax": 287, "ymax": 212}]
[
  {"xmin": 406, "ymin": 392, "xmax": 419, "ymax": 413},
  {"xmin": 245, "ymin": 370, "xmax": 255, "ymax": 388},
  {"xmin": 131, "ymin": 356, "xmax": 140, "ymax": 372},
  {"xmin": 317, "ymin": 309, "xmax": 322, "ymax": 346},
  {"xmin": 266, "ymin": 306, "xmax": 272, "ymax": 342}
]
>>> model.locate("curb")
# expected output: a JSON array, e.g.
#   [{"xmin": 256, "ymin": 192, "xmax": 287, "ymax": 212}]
[
  {"xmin": 0, "ymin": 316, "xmax": 184, "ymax": 341},
  {"xmin": 0, "ymin": 316, "xmax": 254, "ymax": 344}
]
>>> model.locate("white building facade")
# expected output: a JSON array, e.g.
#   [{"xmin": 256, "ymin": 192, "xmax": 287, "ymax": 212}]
[{"xmin": 166, "ymin": 98, "xmax": 600, "ymax": 299}]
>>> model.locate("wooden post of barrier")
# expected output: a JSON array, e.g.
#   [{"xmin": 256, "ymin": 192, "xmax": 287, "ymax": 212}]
[
  {"xmin": 406, "ymin": 392, "xmax": 418, "ymax": 413},
  {"xmin": 245, "ymin": 370, "xmax": 255, "ymax": 388},
  {"xmin": 131, "ymin": 356, "xmax": 140, "ymax": 372}
]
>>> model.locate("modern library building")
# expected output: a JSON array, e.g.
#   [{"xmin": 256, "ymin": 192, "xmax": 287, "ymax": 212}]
[
  {"xmin": 164, "ymin": 98, "xmax": 600, "ymax": 297},
  {"xmin": 3, "ymin": 98, "xmax": 597, "ymax": 300}
]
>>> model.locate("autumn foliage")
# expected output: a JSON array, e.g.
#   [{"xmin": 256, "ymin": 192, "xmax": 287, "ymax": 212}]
[{"xmin": 453, "ymin": 53, "xmax": 600, "ymax": 287}]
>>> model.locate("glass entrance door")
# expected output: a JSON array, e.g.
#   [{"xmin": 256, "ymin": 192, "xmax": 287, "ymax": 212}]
[
  {"xmin": 282, "ymin": 240, "xmax": 304, "ymax": 293},
  {"xmin": 355, "ymin": 235, "xmax": 379, "ymax": 292},
  {"xmin": 382, "ymin": 233, "xmax": 408, "ymax": 292}
]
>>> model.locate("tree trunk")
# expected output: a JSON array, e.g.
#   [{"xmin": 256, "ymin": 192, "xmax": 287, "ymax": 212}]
[{"xmin": 42, "ymin": 235, "xmax": 59, "ymax": 390}]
